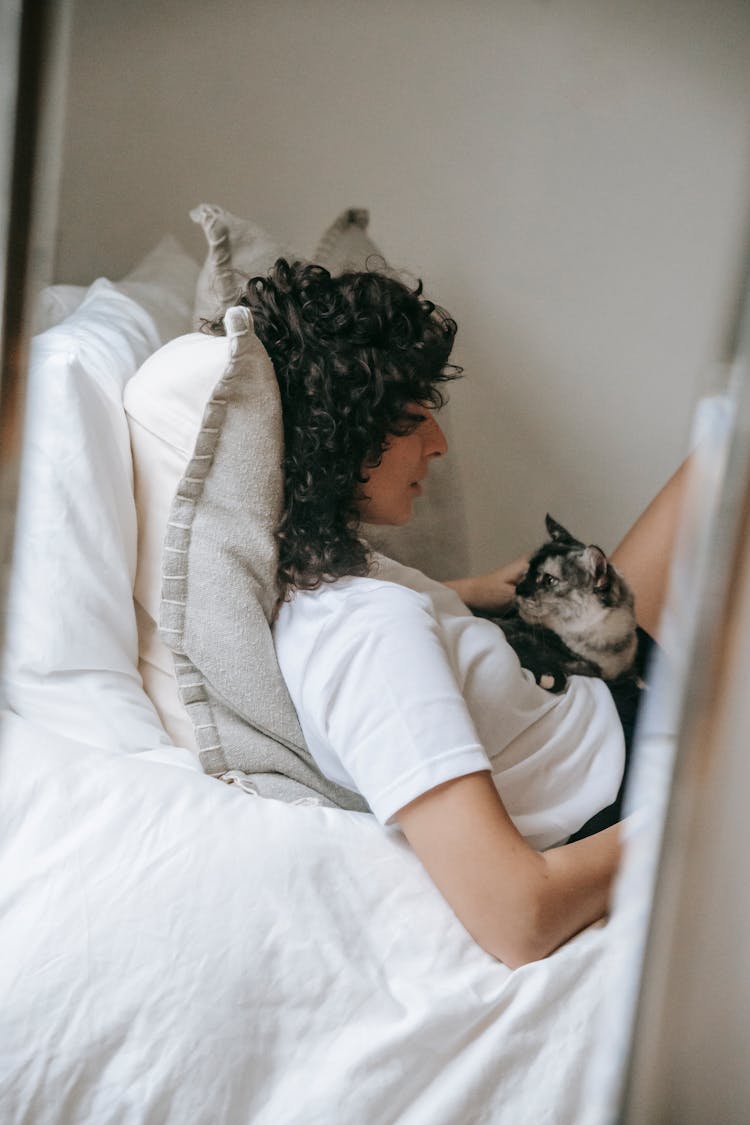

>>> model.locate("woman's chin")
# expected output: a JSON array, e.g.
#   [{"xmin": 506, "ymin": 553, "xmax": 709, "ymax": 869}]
[{"xmin": 364, "ymin": 505, "xmax": 415, "ymax": 528}]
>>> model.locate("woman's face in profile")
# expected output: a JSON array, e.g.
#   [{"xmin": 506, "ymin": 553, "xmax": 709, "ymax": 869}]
[{"xmin": 356, "ymin": 405, "xmax": 448, "ymax": 526}]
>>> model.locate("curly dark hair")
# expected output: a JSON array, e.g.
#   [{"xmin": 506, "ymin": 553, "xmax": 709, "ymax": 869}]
[{"xmin": 206, "ymin": 258, "xmax": 461, "ymax": 600}]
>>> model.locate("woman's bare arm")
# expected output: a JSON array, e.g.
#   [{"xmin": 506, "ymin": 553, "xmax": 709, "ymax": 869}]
[
  {"xmin": 611, "ymin": 456, "xmax": 692, "ymax": 641},
  {"xmin": 396, "ymin": 771, "xmax": 622, "ymax": 969}
]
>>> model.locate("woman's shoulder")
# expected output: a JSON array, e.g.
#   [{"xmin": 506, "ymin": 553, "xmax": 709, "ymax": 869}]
[
  {"xmin": 275, "ymin": 557, "xmax": 436, "ymax": 636},
  {"xmin": 321, "ymin": 563, "xmax": 432, "ymax": 612},
  {"xmin": 327, "ymin": 554, "xmax": 463, "ymax": 617},
  {"xmin": 369, "ymin": 552, "xmax": 475, "ymax": 617},
  {"xmin": 368, "ymin": 552, "xmax": 427, "ymax": 587},
  {"xmin": 368, "ymin": 552, "xmax": 459, "ymax": 600}
]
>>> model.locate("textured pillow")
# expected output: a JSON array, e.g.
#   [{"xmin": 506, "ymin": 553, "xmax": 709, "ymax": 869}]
[
  {"xmin": 3, "ymin": 274, "xmax": 199, "ymax": 769},
  {"xmin": 190, "ymin": 204, "xmax": 468, "ymax": 579},
  {"xmin": 148, "ymin": 308, "xmax": 369, "ymax": 809},
  {"xmin": 190, "ymin": 204, "xmax": 296, "ymax": 328},
  {"xmin": 312, "ymin": 207, "xmax": 385, "ymax": 274},
  {"xmin": 191, "ymin": 204, "xmax": 382, "ymax": 326}
]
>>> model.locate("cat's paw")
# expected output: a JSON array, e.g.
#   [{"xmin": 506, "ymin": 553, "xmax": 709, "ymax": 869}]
[{"xmin": 538, "ymin": 672, "xmax": 567, "ymax": 692}]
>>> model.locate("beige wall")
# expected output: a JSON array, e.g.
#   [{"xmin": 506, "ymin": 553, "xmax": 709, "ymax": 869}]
[{"xmin": 57, "ymin": 0, "xmax": 750, "ymax": 572}]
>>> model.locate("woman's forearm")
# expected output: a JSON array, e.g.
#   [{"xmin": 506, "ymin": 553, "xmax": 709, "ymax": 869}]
[
  {"xmin": 529, "ymin": 824, "xmax": 623, "ymax": 961},
  {"xmin": 396, "ymin": 772, "xmax": 623, "ymax": 969},
  {"xmin": 466, "ymin": 818, "xmax": 623, "ymax": 968},
  {"xmin": 444, "ymin": 574, "xmax": 496, "ymax": 609},
  {"xmin": 444, "ymin": 556, "xmax": 529, "ymax": 613}
]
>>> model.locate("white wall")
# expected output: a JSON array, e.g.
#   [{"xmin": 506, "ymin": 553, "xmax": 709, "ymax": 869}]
[{"xmin": 57, "ymin": 0, "xmax": 750, "ymax": 572}]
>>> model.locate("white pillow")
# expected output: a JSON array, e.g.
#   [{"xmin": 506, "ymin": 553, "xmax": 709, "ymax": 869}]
[
  {"xmin": 29, "ymin": 234, "xmax": 197, "ymax": 339},
  {"xmin": 125, "ymin": 334, "xmax": 231, "ymax": 753},
  {"xmin": 117, "ymin": 234, "xmax": 201, "ymax": 344},
  {"xmin": 30, "ymin": 284, "xmax": 86, "ymax": 335},
  {"xmin": 3, "ymin": 269, "xmax": 199, "ymax": 769}
]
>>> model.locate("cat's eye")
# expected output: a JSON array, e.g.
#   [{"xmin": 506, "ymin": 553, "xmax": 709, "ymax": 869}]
[{"xmin": 538, "ymin": 573, "xmax": 558, "ymax": 588}]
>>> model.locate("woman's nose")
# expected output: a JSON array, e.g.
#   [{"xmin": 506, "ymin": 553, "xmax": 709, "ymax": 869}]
[{"xmin": 424, "ymin": 415, "xmax": 448, "ymax": 458}]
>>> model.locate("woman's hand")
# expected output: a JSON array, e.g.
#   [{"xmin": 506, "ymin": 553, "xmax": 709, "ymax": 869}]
[{"xmin": 444, "ymin": 556, "xmax": 529, "ymax": 614}]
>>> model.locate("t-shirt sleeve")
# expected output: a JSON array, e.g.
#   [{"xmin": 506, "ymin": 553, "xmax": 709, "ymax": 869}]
[{"xmin": 299, "ymin": 583, "xmax": 492, "ymax": 824}]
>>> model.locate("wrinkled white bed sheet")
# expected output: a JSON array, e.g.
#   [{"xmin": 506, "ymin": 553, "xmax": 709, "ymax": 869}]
[{"xmin": 0, "ymin": 710, "xmax": 609, "ymax": 1125}]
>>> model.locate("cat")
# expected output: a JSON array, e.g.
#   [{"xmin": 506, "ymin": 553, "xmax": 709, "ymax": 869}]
[{"xmin": 493, "ymin": 515, "xmax": 638, "ymax": 693}]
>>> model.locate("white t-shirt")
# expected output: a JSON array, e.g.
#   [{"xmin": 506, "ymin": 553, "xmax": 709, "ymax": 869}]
[{"xmin": 273, "ymin": 554, "xmax": 625, "ymax": 849}]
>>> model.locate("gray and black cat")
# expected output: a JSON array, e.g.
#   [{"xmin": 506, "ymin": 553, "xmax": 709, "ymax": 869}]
[{"xmin": 493, "ymin": 515, "xmax": 638, "ymax": 693}]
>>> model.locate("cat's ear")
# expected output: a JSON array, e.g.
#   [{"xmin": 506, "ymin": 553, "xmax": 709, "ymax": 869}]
[
  {"xmin": 583, "ymin": 545, "xmax": 609, "ymax": 589},
  {"xmin": 545, "ymin": 514, "xmax": 581, "ymax": 546}
]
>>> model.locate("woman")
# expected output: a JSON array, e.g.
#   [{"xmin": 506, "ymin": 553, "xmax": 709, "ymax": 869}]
[{"xmin": 212, "ymin": 260, "xmax": 686, "ymax": 969}]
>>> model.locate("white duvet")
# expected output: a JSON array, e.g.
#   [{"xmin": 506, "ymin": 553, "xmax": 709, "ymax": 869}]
[{"xmin": 0, "ymin": 709, "xmax": 610, "ymax": 1125}]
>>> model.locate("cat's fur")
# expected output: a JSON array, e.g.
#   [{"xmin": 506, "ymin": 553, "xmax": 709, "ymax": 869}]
[{"xmin": 494, "ymin": 515, "xmax": 638, "ymax": 693}]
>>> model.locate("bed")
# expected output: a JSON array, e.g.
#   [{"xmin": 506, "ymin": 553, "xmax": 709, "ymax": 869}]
[{"xmin": 1, "ymin": 205, "xmax": 703, "ymax": 1125}]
